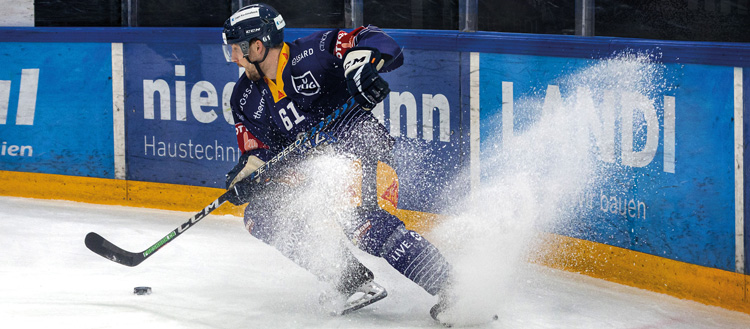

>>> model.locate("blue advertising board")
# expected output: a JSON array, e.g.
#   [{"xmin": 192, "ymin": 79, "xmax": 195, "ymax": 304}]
[
  {"xmin": 375, "ymin": 49, "xmax": 465, "ymax": 214},
  {"xmin": 3, "ymin": 27, "xmax": 749, "ymax": 274},
  {"xmin": 123, "ymin": 43, "xmax": 241, "ymax": 187},
  {"xmin": 0, "ymin": 42, "xmax": 114, "ymax": 178},
  {"xmin": 479, "ymin": 52, "xmax": 735, "ymax": 270}
]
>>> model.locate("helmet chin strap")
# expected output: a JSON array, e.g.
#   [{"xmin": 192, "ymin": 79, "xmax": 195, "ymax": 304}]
[{"xmin": 244, "ymin": 46, "xmax": 271, "ymax": 79}]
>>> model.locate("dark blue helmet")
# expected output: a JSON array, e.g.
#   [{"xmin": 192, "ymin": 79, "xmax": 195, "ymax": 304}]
[{"xmin": 222, "ymin": 3, "xmax": 285, "ymax": 61}]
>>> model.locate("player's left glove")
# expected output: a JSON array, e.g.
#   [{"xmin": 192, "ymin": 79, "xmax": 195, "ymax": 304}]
[{"xmin": 343, "ymin": 47, "xmax": 390, "ymax": 110}]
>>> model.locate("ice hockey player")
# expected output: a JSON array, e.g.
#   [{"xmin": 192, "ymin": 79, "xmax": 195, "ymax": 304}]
[{"xmin": 221, "ymin": 2, "xmax": 456, "ymax": 322}]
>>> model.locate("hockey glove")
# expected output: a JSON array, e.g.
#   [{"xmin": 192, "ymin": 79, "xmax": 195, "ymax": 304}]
[
  {"xmin": 226, "ymin": 152, "xmax": 265, "ymax": 189},
  {"xmin": 343, "ymin": 47, "xmax": 390, "ymax": 110},
  {"xmin": 225, "ymin": 177, "xmax": 263, "ymax": 206}
]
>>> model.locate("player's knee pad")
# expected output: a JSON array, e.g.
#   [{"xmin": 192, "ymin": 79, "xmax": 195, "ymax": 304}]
[
  {"xmin": 242, "ymin": 202, "xmax": 278, "ymax": 245},
  {"xmin": 241, "ymin": 181, "xmax": 295, "ymax": 244}
]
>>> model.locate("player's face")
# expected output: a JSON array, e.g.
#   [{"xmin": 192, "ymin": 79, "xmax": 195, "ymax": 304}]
[{"xmin": 231, "ymin": 43, "xmax": 262, "ymax": 81}]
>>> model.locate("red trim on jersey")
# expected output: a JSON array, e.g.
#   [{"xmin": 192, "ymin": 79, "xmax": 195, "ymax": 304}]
[
  {"xmin": 334, "ymin": 26, "xmax": 365, "ymax": 59},
  {"xmin": 235, "ymin": 122, "xmax": 268, "ymax": 153}
]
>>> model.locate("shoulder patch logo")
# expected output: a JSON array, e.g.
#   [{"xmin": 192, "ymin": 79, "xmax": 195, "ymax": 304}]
[{"xmin": 292, "ymin": 71, "xmax": 321, "ymax": 96}]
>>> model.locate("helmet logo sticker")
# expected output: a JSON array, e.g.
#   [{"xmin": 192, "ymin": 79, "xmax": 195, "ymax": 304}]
[
  {"xmin": 274, "ymin": 15, "xmax": 286, "ymax": 30},
  {"xmin": 292, "ymin": 71, "xmax": 321, "ymax": 96},
  {"xmin": 230, "ymin": 7, "xmax": 260, "ymax": 25}
]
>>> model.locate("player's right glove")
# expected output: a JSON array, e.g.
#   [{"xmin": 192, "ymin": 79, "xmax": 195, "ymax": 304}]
[
  {"xmin": 226, "ymin": 153, "xmax": 265, "ymax": 189},
  {"xmin": 225, "ymin": 177, "xmax": 262, "ymax": 206},
  {"xmin": 343, "ymin": 47, "xmax": 390, "ymax": 110},
  {"xmin": 225, "ymin": 152, "xmax": 265, "ymax": 205}
]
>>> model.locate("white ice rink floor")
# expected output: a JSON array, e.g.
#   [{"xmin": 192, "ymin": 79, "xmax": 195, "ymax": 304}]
[{"xmin": 2, "ymin": 195, "xmax": 750, "ymax": 329}]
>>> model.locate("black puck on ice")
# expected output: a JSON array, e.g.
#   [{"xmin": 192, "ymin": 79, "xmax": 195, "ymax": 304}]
[{"xmin": 133, "ymin": 286, "xmax": 152, "ymax": 295}]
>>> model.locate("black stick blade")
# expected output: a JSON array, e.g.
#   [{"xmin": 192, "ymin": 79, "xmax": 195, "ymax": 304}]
[{"xmin": 85, "ymin": 232, "xmax": 145, "ymax": 267}]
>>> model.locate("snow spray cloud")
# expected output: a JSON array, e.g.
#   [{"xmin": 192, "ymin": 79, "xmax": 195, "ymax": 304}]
[
  {"xmin": 429, "ymin": 51, "xmax": 669, "ymax": 324},
  {"xmin": 251, "ymin": 150, "xmax": 361, "ymax": 309}
]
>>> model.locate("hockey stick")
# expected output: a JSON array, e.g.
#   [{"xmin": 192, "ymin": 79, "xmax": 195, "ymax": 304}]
[{"xmin": 85, "ymin": 97, "xmax": 360, "ymax": 267}]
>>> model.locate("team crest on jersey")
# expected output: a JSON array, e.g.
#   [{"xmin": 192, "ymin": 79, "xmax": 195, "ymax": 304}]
[{"xmin": 292, "ymin": 71, "xmax": 321, "ymax": 96}]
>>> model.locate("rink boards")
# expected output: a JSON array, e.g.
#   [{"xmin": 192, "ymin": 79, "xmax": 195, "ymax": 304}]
[{"xmin": 1, "ymin": 27, "xmax": 750, "ymax": 313}]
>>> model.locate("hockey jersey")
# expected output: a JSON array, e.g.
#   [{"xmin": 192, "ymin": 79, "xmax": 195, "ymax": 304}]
[{"xmin": 229, "ymin": 25, "xmax": 404, "ymax": 162}]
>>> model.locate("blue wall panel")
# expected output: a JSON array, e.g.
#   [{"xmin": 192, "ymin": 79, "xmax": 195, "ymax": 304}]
[
  {"xmin": 378, "ymin": 49, "xmax": 465, "ymax": 214},
  {"xmin": 0, "ymin": 42, "xmax": 114, "ymax": 178},
  {"xmin": 479, "ymin": 53, "xmax": 736, "ymax": 270},
  {"xmin": 2, "ymin": 27, "xmax": 750, "ymax": 271},
  {"xmin": 123, "ymin": 43, "xmax": 240, "ymax": 187}
]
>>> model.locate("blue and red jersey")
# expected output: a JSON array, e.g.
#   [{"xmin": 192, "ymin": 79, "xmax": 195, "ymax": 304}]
[{"xmin": 229, "ymin": 25, "xmax": 404, "ymax": 162}]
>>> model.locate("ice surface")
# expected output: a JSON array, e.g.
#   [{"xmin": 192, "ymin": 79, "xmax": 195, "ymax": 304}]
[{"xmin": 1, "ymin": 196, "xmax": 750, "ymax": 328}]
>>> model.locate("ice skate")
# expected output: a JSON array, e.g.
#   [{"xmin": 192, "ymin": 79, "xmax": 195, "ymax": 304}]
[
  {"xmin": 430, "ymin": 291, "xmax": 453, "ymax": 326},
  {"xmin": 336, "ymin": 280, "xmax": 388, "ymax": 315},
  {"xmin": 430, "ymin": 291, "xmax": 498, "ymax": 327}
]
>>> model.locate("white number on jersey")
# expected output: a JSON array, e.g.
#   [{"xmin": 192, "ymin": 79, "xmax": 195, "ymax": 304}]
[{"xmin": 279, "ymin": 102, "xmax": 306, "ymax": 131}]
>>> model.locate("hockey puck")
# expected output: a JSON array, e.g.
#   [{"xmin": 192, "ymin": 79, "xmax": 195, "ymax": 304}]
[{"xmin": 133, "ymin": 286, "xmax": 152, "ymax": 295}]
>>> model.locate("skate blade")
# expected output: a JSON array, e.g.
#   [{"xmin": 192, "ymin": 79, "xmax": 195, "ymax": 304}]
[
  {"xmin": 436, "ymin": 314, "xmax": 499, "ymax": 328},
  {"xmin": 333, "ymin": 290, "xmax": 388, "ymax": 316}
]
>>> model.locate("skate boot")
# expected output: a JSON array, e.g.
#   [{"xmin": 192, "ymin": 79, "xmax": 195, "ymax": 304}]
[
  {"xmin": 323, "ymin": 260, "xmax": 387, "ymax": 315},
  {"xmin": 430, "ymin": 291, "xmax": 453, "ymax": 326},
  {"xmin": 430, "ymin": 290, "xmax": 498, "ymax": 327},
  {"xmin": 339, "ymin": 279, "xmax": 388, "ymax": 315}
]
